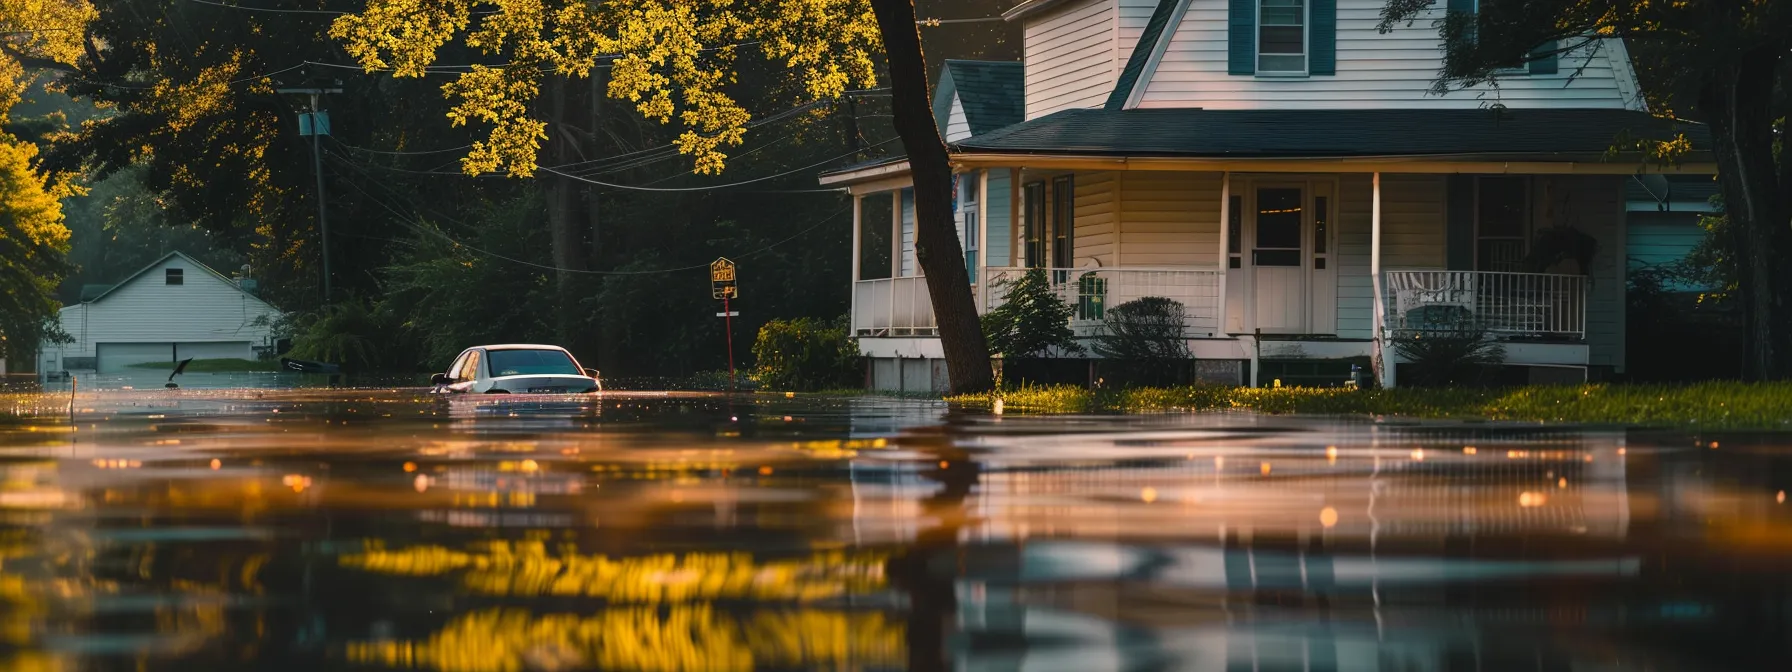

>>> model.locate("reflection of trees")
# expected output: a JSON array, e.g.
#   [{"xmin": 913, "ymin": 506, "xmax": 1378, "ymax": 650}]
[
  {"xmin": 340, "ymin": 541, "xmax": 888, "ymax": 602},
  {"xmin": 346, "ymin": 606, "xmax": 904, "ymax": 672}
]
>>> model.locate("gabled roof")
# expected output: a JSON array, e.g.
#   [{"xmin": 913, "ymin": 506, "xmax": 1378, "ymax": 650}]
[
  {"xmin": 932, "ymin": 60, "xmax": 1024, "ymax": 138},
  {"xmin": 81, "ymin": 251, "xmax": 280, "ymax": 311},
  {"xmin": 1106, "ymin": 0, "xmax": 1185, "ymax": 110},
  {"xmin": 954, "ymin": 108, "xmax": 1713, "ymax": 159}
]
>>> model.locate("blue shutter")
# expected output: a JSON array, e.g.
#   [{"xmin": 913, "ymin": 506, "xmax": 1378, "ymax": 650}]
[
  {"xmin": 1446, "ymin": 176, "xmax": 1476, "ymax": 271},
  {"xmin": 1229, "ymin": 0, "xmax": 1256, "ymax": 76},
  {"xmin": 1310, "ymin": 0, "xmax": 1337, "ymax": 75},
  {"xmin": 1529, "ymin": 41, "xmax": 1559, "ymax": 74}
]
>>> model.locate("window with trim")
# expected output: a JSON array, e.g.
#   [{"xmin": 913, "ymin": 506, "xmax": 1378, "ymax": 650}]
[
  {"xmin": 962, "ymin": 176, "xmax": 979, "ymax": 282},
  {"xmin": 1023, "ymin": 182, "xmax": 1046, "ymax": 268},
  {"xmin": 1051, "ymin": 175, "xmax": 1074, "ymax": 269},
  {"xmin": 1258, "ymin": 0, "xmax": 1307, "ymax": 74},
  {"xmin": 165, "ymin": 268, "xmax": 183, "ymax": 285},
  {"xmin": 1476, "ymin": 176, "xmax": 1529, "ymax": 272}
]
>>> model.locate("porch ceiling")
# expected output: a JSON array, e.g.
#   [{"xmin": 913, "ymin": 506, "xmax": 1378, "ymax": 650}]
[{"xmin": 952, "ymin": 108, "xmax": 1713, "ymax": 164}]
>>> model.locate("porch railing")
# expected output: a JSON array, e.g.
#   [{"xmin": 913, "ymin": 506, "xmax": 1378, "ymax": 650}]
[
  {"xmin": 1383, "ymin": 270, "xmax": 1587, "ymax": 339},
  {"xmin": 983, "ymin": 267, "xmax": 1225, "ymax": 337},
  {"xmin": 853, "ymin": 276, "xmax": 937, "ymax": 336}
]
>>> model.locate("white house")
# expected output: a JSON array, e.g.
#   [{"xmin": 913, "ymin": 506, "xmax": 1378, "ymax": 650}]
[
  {"xmin": 825, "ymin": 0, "xmax": 1716, "ymax": 391},
  {"xmin": 37, "ymin": 251, "xmax": 285, "ymax": 376}
]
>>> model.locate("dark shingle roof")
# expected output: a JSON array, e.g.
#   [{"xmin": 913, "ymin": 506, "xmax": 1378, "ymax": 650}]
[
  {"xmin": 1106, "ymin": 0, "xmax": 1181, "ymax": 110},
  {"xmin": 938, "ymin": 60, "xmax": 1024, "ymax": 137},
  {"xmin": 954, "ymin": 108, "xmax": 1712, "ymax": 159}
]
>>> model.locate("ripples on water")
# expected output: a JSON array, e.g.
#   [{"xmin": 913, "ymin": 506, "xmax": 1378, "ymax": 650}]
[{"xmin": 0, "ymin": 388, "xmax": 1788, "ymax": 671}]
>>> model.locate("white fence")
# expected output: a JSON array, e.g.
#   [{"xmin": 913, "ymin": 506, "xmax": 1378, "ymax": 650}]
[
  {"xmin": 983, "ymin": 267, "xmax": 1225, "ymax": 337},
  {"xmin": 852, "ymin": 276, "xmax": 937, "ymax": 336},
  {"xmin": 1384, "ymin": 270, "xmax": 1587, "ymax": 338}
]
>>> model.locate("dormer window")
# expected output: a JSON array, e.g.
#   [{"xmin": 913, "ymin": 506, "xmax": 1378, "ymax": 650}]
[
  {"xmin": 165, "ymin": 268, "xmax": 184, "ymax": 285},
  {"xmin": 1258, "ymin": 0, "xmax": 1307, "ymax": 74}
]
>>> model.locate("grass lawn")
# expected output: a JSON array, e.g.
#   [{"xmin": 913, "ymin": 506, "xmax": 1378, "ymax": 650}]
[
  {"xmin": 946, "ymin": 382, "xmax": 1792, "ymax": 430},
  {"xmin": 127, "ymin": 358, "xmax": 282, "ymax": 373}
]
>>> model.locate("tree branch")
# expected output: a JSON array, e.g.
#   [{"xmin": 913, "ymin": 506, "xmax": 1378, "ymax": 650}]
[{"xmin": 0, "ymin": 43, "xmax": 75, "ymax": 73}]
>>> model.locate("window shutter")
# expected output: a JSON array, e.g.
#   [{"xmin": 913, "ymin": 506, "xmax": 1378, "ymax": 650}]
[
  {"xmin": 1529, "ymin": 41, "xmax": 1559, "ymax": 74},
  {"xmin": 1446, "ymin": 0, "xmax": 1473, "ymax": 16},
  {"xmin": 1446, "ymin": 176, "xmax": 1476, "ymax": 271},
  {"xmin": 1229, "ymin": 0, "xmax": 1255, "ymax": 76},
  {"xmin": 1311, "ymin": 0, "xmax": 1337, "ymax": 75}
]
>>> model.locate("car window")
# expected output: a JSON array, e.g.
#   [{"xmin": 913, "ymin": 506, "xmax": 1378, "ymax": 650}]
[
  {"xmin": 447, "ymin": 352, "xmax": 470, "ymax": 380},
  {"xmin": 486, "ymin": 349, "xmax": 581, "ymax": 377},
  {"xmin": 460, "ymin": 350, "xmax": 482, "ymax": 381}
]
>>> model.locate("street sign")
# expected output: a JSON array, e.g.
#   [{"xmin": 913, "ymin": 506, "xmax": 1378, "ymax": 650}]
[
  {"xmin": 716, "ymin": 311, "xmax": 740, "ymax": 317},
  {"xmin": 710, "ymin": 257, "xmax": 738, "ymax": 299}
]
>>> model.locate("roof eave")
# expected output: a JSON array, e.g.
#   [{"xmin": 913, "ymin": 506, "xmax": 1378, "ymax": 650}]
[
  {"xmin": 951, "ymin": 151, "xmax": 1719, "ymax": 174},
  {"xmin": 817, "ymin": 159, "xmax": 913, "ymax": 186},
  {"xmin": 1002, "ymin": 0, "xmax": 1077, "ymax": 22}
]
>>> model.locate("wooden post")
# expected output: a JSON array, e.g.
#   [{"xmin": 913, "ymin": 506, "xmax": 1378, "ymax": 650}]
[
  {"xmin": 850, "ymin": 194, "xmax": 862, "ymax": 331},
  {"xmin": 1371, "ymin": 172, "xmax": 1391, "ymax": 389},
  {"xmin": 976, "ymin": 170, "xmax": 990, "ymax": 311}
]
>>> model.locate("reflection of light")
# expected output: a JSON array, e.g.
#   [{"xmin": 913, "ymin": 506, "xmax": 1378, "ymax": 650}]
[
  {"xmin": 403, "ymin": 462, "xmax": 417, "ymax": 472},
  {"xmin": 758, "ymin": 466, "xmax": 774, "ymax": 476},
  {"xmin": 1463, "ymin": 446, "xmax": 1477, "ymax": 455},
  {"xmin": 1709, "ymin": 441, "xmax": 1720, "ymax": 449},
  {"xmin": 1260, "ymin": 462, "xmax": 1271, "ymax": 475},
  {"xmin": 1140, "ymin": 487, "xmax": 1157, "ymax": 503},
  {"xmin": 1558, "ymin": 477, "xmax": 1568, "ymax": 489},
  {"xmin": 1411, "ymin": 449, "xmax": 1425, "ymax": 461},
  {"xmin": 1519, "ymin": 492, "xmax": 1546, "ymax": 507},
  {"xmin": 209, "ymin": 459, "xmax": 221, "ymax": 470},
  {"xmin": 1325, "ymin": 446, "xmax": 1338, "ymax": 463},
  {"xmin": 1617, "ymin": 447, "xmax": 1627, "ymax": 456},
  {"xmin": 1320, "ymin": 507, "xmax": 1338, "ymax": 528},
  {"xmin": 1778, "ymin": 491, "xmax": 1785, "ymax": 504},
  {"xmin": 414, "ymin": 475, "xmax": 430, "ymax": 493},
  {"xmin": 282, "ymin": 474, "xmax": 312, "ymax": 492}
]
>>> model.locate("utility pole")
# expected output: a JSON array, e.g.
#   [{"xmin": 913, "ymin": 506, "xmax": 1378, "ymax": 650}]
[{"xmin": 278, "ymin": 84, "xmax": 343, "ymax": 303}]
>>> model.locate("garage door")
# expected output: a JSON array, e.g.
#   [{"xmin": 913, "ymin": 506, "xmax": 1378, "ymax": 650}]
[
  {"xmin": 97, "ymin": 343, "xmax": 175, "ymax": 373},
  {"xmin": 176, "ymin": 342, "xmax": 252, "ymax": 361}
]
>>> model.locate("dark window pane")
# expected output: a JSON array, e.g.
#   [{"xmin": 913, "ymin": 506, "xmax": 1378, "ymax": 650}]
[
  {"xmin": 1478, "ymin": 177, "xmax": 1528, "ymax": 238},
  {"xmin": 858, "ymin": 194, "xmax": 893, "ymax": 280},
  {"xmin": 1477, "ymin": 239, "xmax": 1527, "ymax": 272},
  {"xmin": 1052, "ymin": 176, "xmax": 1074, "ymax": 269},
  {"xmin": 1025, "ymin": 182, "xmax": 1047, "ymax": 268},
  {"xmin": 165, "ymin": 268, "xmax": 184, "ymax": 285},
  {"xmin": 1256, "ymin": 188, "xmax": 1303, "ymax": 250},
  {"xmin": 1254, "ymin": 249, "xmax": 1302, "ymax": 266},
  {"xmin": 1259, "ymin": 26, "xmax": 1304, "ymax": 54}
]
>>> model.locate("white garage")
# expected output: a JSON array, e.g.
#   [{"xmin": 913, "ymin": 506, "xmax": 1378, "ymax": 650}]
[{"xmin": 38, "ymin": 252, "xmax": 284, "ymax": 378}]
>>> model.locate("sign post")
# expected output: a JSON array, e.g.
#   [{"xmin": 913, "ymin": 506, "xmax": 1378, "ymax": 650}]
[{"xmin": 711, "ymin": 258, "xmax": 739, "ymax": 389}]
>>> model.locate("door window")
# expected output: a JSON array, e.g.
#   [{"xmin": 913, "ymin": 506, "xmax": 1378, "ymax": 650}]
[
  {"xmin": 448, "ymin": 352, "xmax": 470, "ymax": 380},
  {"xmin": 1051, "ymin": 175, "xmax": 1075, "ymax": 269},
  {"xmin": 1254, "ymin": 187, "xmax": 1304, "ymax": 266},
  {"xmin": 1477, "ymin": 177, "xmax": 1529, "ymax": 271},
  {"xmin": 458, "ymin": 350, "xmax": 482, "ymax": 381},
  {"xmin": 1023, "ymin": 182, "xmax": 1046, "ymax": 268}
]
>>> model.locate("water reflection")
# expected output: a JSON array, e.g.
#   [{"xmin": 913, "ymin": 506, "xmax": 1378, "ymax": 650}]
[{"xmin": 0, "ymin": 390, "xmax": 1786, "ymax": 670}]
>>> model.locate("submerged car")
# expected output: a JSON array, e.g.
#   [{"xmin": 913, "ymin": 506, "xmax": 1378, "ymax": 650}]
[{"xmin": 431, "ymin": 344, "xmax": 601, "ymax": 394}]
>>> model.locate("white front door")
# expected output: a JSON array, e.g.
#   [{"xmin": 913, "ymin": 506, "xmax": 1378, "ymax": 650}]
[{"xmin": 1251, "ymin": 184, "xmax": 1308, "ymax": 334}]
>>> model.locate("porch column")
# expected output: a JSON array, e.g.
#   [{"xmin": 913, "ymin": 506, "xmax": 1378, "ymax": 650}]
[
  {"xmin": 850, "ymin": 194, "xmax": 862, "ymax": 330},
  {"xmin": 1371, "ymin": 172, "xmax": 1393, "ymax": 389},
  {"xmin": 1010, "ymin": 168, "xmax": 1022, "ymax": 266},
  {"xmin": 977, "ymin": 170, "xmax": 990, "ymax": 311},
  {"xmin": 1216, "ymin": 171, "xmax": 1231, "ymax": 340}
]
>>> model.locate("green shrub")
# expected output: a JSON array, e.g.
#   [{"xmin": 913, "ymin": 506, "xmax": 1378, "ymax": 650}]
[
  {"xmin": 1093, "ymin": 296, "xmax": 1189, "ymax": 360},
  {"xmin": 1391, "ymin": 327, "xmax": 1506, "ymax": 387},
  {"xmin": 982, "ymin": 268, "xmax": 1082, "ymax": 358},
  {"xmin": 752, "ymin": 317, "xmax": 860, "ymax": 391},
  {"xmin": 284, "ymin": 298, "xmax": 395, "ymax": 370}
]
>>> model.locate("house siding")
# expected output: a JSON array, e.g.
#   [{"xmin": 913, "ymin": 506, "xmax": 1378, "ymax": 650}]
[
  {"xmin": 1115, "ymin": 171, "xmax": 1222, "ymax": 267},
  {"xmin": 40, "ymin": 255, "xmax": 282, "ymax": 370},
  {"xmin": 1072, "ymin": 172, "xmax": 1119, "ymax": 266},
  {"xmin": 1024, "ymin": 0, "xmax": 1119, "ymax": 119},
  {"xmin": 1336, "ymin": 174, "xmax": 1446, "ymax": 339},
  {"xmin": 987, "ymin": 171, "xmax": 1014, "ymax": 267},
  {"xmin": 900, "ymin": 189, "xmax": 917, "ymax": 277},
  {"xmin": 1138, "ymin": 0, "xmax": 1637, "ymax": 110},
  {"xmin": 945, "ymin": 94, "xmax": 972, "ymax": 142}
]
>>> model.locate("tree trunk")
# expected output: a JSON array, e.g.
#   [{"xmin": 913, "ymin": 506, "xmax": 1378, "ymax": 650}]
[
  {"xmin": 868, "ymin": 0, "xmax": 995, "ymax": 394},
  {"xmin": 545, "ymin": 76, "xmax": 591, "ymax": 342},
  {"xmin": 1701, "ymin": 50, "xmax": 1792, "ymax": 380}
]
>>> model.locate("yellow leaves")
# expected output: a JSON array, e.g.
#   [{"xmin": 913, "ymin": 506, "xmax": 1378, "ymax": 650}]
[{"xmin": 331, "ymin": 0, "xmax": 882, "ymax": 176}]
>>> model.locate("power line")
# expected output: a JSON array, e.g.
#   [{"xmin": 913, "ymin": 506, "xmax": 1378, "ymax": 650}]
[
  {"xmin": 327, "ymin": 151, "xmax": 849, "ymax": 276},
  {"xmin": 540, "ymin": 138, "xmax": 896, "ymax": 193}
]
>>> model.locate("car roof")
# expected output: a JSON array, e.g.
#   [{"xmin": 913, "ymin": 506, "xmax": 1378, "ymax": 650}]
[{"xmin": 475, "ymin": 344, "xmax": 572, "ymax": 352}]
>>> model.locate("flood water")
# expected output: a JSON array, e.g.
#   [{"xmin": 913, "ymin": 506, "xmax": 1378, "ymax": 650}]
[{"xmin": 0, "ymin": 388, "xmax": 1788, "ymax": 671}]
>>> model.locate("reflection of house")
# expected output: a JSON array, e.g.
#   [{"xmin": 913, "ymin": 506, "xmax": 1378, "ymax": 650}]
[
  {"xmin": 827, "ymin": 0, "xmax": 1715, "ymax": 390},
  {"xmin": 36, "ymin": 252, "xmax": 282, "ymax": 377}
]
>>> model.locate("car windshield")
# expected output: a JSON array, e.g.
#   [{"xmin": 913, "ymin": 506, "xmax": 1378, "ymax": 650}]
[{"xmin": 485, "ymin": 349, "xmax": 581, "ymax": 377}]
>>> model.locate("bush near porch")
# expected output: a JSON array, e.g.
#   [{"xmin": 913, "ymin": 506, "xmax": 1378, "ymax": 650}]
[
  {"xmin": 752, "ymin": 317, "xmax": 860, "ymax": 392},
  {"xmin": 947, "ymin": 382, "xmax": 1792, "ymax": 429}
]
